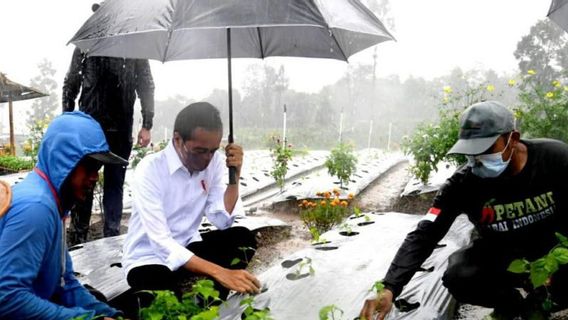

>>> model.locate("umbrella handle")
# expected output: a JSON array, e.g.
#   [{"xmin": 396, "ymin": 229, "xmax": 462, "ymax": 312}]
[{"xmin": 229, "ymin": 166, "xmax": 237, "ymax": 185}]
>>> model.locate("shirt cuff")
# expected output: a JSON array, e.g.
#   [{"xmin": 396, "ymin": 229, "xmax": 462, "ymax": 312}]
[{"xmin": 165, "ymin": 244, "xmax": 194, "ymax": 271}]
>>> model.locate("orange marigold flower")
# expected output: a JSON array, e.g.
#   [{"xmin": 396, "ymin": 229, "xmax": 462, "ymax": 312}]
[
  {"xmin": 302, "ymin": 199, "xmax": 309, "ymax": 205},
  {"xmin": 348, "ymin": 193, "xmax": 354, "ymax": 200},
  {"xmin": 330, "ymin": 201, "xmax": 337, "ymax": 207},
  {"xmin": 320, "ymin": 200, "xmax": 327, "ymax": 207},
  {"xmin": 340, "ymin": 201, "xmax": 349, "ymax": 207},
  {"xmin": 324, "ymin": 192, "xmax": 331, "ymax": 199}
]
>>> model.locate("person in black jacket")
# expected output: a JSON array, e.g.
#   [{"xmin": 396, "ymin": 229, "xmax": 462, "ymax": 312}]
[
  {"xmin": 62, "ymin": 3, "xmax": 155, "ymax": 245},
  {"xmin": 360, "ymin": 101, "xmax": 568, "ymax": 320}
]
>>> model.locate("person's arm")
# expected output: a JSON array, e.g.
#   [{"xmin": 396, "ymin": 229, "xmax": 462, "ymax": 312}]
[
  {"xmin": 62, "ymin": 48, "xmax": 83, "ymax": 113},
  {"xmin": 224, "ymin": 143, "xmax": 243, "ymax": 214},
  {"xmin": 0, "ymin": 203, "xmax": 102, "ymax": 319},
  {"xmin": 184, "ymin": 255, "xmax": 260, "ymax": 294},
  {"xmin": 135, "ymin": 59, "xmax": 155, "ymax": 147},
  {"xmin": 360, "ymin": 173, "xmax": 464, "ymax": 320},
  {"xmin": 58, "ymin": 251, "xmax": 121, "ymax": 318}
]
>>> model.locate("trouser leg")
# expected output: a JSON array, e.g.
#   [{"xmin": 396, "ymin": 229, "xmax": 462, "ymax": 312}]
[
  {"xmin": 441, "ymin": 242, "xmax": 523, "ymax": 312},
  {"xmin": 102, "ymin": 131, "xmax": 132, "ymax": 237},
  {"xmin": 127, "ymin": 264, "xmax": 181, "ymax": 311},
  {"xmin": 186, "ymin": 227, "xmax": 257, "ymax": 299},
  {"xmin": 68, "ymin": 188, "xmax": 94, "ymax": 246}
]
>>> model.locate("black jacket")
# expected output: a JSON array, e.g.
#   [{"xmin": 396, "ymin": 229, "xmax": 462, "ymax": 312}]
[
  {"xmin": 383, "ymin": 139, "xmax": 568, "ymax": 298},
  {"xmin": 62, "ymin": 48, "xmax": 155, "ymax": 135}
]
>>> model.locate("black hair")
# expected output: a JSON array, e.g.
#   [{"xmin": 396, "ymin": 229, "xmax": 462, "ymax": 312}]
[{"xmin": 174, "ymin": 102, "xmax": 223, "ymax": 141}]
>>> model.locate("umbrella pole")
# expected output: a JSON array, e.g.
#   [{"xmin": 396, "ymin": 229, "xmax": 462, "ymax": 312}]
[
  {"xmin": 227, "ymin": 28, "xmax": 237, "ymax": 185},
  {"xmin": 8, "ymin": 99, "xmax": 15, "ymax": 156}
]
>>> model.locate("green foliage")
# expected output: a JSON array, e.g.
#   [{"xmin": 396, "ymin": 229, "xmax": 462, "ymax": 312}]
[
  {"xmin": 140, "ymin": 279, "xmax": 271, "ymax": 320},
  {"xmin": 402, "ymin": 80, "xmax": 501, "ymax": 183},
  {"xmin": 402, "ymin": 109, "xmax": 463, "ymax": 184},
  {"xmin": 508, "ymin": 233, "xmax": 568, "ymax": 312},
  {"xmin": 299, "ymin": 189, "xmax": 352, "ymax": 238},
  {"xmin": 240, "ymin": 296, "xmax": 273, "ymax": 320},
  {"xmin": 23, "ymin": 117, "xmax": 51, "ymax": 164},
  {"xmin": 319, "ymin": 305, "xmax": 344, "ymax": 320},
  {"xmin": 269, "ymin": 136, "xmax": 293, "ymax": 190},
  {"xmin": 325, "ymin": 143, "xmax": 357, "ymax": 188},
  {"xmin": 0, "ymin": 155, "xmax": 34, "ymax": 172},
  {"xmin": 514, "ymin": 71, "xmax": 568, "ymax": 142}
]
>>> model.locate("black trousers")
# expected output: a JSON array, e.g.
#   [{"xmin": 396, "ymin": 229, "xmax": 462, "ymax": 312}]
[
  {"xmin": 69, "ymin": 131, "xmax": 132, "ymax": 245},
  {"xmin": 127, "ymin": 227, "xmax": 257, "ymax": 303},
  {"xmin": 442, "ymin": 241, "xmax": 568, "ymax": 312}
]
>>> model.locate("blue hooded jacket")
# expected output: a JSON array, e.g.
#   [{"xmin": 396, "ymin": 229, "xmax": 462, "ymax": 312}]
[{"xmin": 0, "ymin": 112, "xmax": 119, "ymax": 319}]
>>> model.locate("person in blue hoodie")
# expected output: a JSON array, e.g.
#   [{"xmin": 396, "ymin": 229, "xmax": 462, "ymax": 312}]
[{"xmin": 0, "ymin": 112, "xmax": 126, "ymax": 319}]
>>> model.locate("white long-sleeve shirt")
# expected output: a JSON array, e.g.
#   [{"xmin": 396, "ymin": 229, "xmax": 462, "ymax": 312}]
[{"xmin": 122, "ymin": 141, "xmax": 242, "ymax": 274}]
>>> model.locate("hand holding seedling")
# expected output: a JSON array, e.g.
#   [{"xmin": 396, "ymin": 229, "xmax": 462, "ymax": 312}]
[
  {"xmin": 359, "ymin": 288, "xmax": 393, "ymax": 320},
  {"xmin": 215, "ymin": 268, "xmax": 261, "ymax": 294}
]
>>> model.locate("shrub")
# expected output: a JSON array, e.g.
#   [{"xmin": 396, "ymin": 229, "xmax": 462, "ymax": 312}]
[
  {"xmin": 269, "ymin": 136, "xmax": 293, "ymax": 190},
  {"xmin": 325, "ymin": 143, "xmax": 357, "ymax": 188}
]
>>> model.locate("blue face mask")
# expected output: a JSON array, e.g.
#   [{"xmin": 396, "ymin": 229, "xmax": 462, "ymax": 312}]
[{"xmin": 467, "ymin": 134, "xmax": 514, "ymax": 178}]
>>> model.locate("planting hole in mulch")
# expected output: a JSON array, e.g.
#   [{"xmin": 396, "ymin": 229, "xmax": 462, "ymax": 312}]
[{"xmin": 339, "ymin": 231, "xmax": 359, "ymax": 237}]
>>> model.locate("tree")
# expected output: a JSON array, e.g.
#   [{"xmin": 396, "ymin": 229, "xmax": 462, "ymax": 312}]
[
  {"xmin": 514, "ymin": 19, "xmax": 568, "ymax": 85},
  {"xmin": 26, "ymin": 59, "xmax": 58, "ymax": 128}
]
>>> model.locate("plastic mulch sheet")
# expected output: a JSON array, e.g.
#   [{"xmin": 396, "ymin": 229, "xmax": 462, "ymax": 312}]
[{"xmin": 219, "ymin": 212, "xmax": 474, "ymax": 320}]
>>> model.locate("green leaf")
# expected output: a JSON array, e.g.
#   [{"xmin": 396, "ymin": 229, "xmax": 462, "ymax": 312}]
[
  {"xmin": 508, "ymin": 259, "xmax": 530, "ymax": 274},
  {"xmin": 552, "ymin": 247, "xmax": 568, "ymax": 264},
  {"xmin": 230, "ymin": 257, "xmax": 241, "ymax": 266},
  {"xmin": 556, "ymin": 232, "xmax": 568, "ymax": 248},
  {"xmin": 530, "ymin": 258, "xmax": 550, "ymax": 288},
  {"xmin": 371, "ymin": 281, "xmax": 385, "ymax": 294}
]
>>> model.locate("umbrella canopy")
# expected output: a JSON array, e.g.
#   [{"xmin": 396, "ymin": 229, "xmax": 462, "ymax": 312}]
[
  {"xmin": 69, "ymin": 0, "xmax": 394, "ymax": 62},
  {"xmin": 0, "ymin": 73, "xmax": 47, "ymax": 156},
  {"xmin": 548, "ymin": 0, "xmax": 568, "ymax": 32},
  {"xmin": 69, "ymin": 0, "xmax": 395, "ymax": 183}
]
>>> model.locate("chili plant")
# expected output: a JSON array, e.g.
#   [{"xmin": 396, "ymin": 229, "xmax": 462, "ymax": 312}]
[
  {"xmin": 325, "ymin": 143, "xmax": 357, "ymax": 188},
  {"xmin": 508, "ymin": 232, "xmax": 568, "ymax": 314},
  {"xmin": 269, "ymin": 136, "xmax": 293, "ymax": 191}
]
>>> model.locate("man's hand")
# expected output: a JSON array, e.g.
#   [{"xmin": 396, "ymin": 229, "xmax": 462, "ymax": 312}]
[
  {"xmin": 137, "ymin": 128, "xmax": 151, "ymax": 147},
  {"xmin": 225, "ymin": 143, "xmax": 244, "ymax": 177},
  {"xmin": 359, "ymin": 289, "xmax": 393, "ymax": 320},
  {"xmin": 214, "ymin": 268, "xmax": 261, "ymax": 294}
]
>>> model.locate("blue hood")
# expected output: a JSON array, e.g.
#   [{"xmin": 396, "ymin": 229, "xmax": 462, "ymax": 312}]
[{"xmin": 36, "ymin": 111, "xmax": 111, "ymax": 193}]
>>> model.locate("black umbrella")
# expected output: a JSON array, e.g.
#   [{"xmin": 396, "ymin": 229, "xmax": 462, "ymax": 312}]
[{"xmin": 69, "ymin": 0, "xmax": 395, "ymax": 183}]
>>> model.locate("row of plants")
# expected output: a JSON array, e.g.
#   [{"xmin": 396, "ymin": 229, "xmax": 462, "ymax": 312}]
[{"xmin": 0, "ymin": 155, "xmax": 34, "ymax": 173}]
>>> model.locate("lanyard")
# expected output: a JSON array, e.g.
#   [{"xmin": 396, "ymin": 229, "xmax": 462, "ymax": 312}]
[
  {"xmin": 33, "ymin": 168, "xmax": 62, "ymax": 214},
  {"xmin": 33, "ymin": 167, "xmax": 66, "ymax": 287}
]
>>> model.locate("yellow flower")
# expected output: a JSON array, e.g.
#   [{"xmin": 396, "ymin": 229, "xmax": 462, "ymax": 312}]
[
  {"xmin": 330, "ymin": 201, "xmax": 337, "ymax": 207},
  {"xmin": 320, "ymin": 200, "xmax": 327, "ymax": 207},
  {"xmin": 545, "ymin": 91, "xmax": 554, "ymax": 99},
  {"xmin": 324, "ymin": 192, "xmax": 331, "ymax": 199},
  {"xmin": 340, "ymin": 201, "xmax": 349, "ymax": 207},
  {"xmin": 347, "ymin": 193, "xmax": 354, "ymax": 200},
  {"xmin": 527, "ymin": 69, "xmax": 536, "ymax": 75},
  {"xmin": 552, "ymin": 80, "xmax": 561, "ymax": 88},
  {"xmin": 508, "ymin": 79, "xmax": 516, "ymax": 87},
  {"xmin": 443, "ymin": 86, "xmax": 452, "ymax": 94},
  {"xmin": 302, "ymin": 199, "xmax": 309, "ymax": 205},
  {"xmin": 486, "ymin": 84, "xmax": 495, "ymax": 92}
]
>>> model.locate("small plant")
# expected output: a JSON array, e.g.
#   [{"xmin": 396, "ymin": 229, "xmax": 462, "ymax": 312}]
[
  {"xmin": 299, "ymin": 189, "xmax": 352, "ymax": 238},
  {"xmin": 319, "ymin": 304, "xmax": 344, "ymax": 320},
  {"xmin": 294, "ymin": 257, "xmax": 315, "ymax": 277},
  {"xmin": 325, "ymin": 143, "xmax": 357, "ymax": 188},
  {"xmin": 240, "ymin": 296, "xmax": 273, "ymax": 320},
  {"xmin": 508, "ymin": 232, "xmax": 568, "ymax": 314},
  {"xmin": 230, "ymin": 246, "xmax": 256, "ymax": 266},
  {"xmin": 269, "ymin": 136, "xmax": 293, "ymax": 190},
  {"xmin": 139, "ymin": 279, "xmax": 222, "ymax": 320}
]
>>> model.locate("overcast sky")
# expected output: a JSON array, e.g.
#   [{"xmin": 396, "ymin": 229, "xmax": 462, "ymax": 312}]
[{"xmin": 0, "ymin": 0, "xmax": 553, "ymax": 133}]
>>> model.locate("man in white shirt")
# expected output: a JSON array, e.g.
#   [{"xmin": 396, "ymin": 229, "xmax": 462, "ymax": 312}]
[{"xmin": 122, "ymin": 102, "xmax": 260, "ymax": 303}]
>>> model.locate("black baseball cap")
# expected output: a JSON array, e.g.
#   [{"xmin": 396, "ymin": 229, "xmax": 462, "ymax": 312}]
[
  {"xmin": 87, "ymin": 152, "xmax": 128, "ymax": 166},
  {"xmin": 447, "ymin": 101, "xmax": 515, "ymax": 155}
]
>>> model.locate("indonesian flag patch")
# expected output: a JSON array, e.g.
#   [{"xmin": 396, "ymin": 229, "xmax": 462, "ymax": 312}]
[{"xmin": 423, "ymin": 207, "xmax": 441, "ymax": 222}]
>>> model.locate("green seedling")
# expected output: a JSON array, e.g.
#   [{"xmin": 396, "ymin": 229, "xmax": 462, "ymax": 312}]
[
  {"xmin": 230, "ymin": 246, "xmax": 257, "ymax": 266},
  {"xmin": 319, "ymin": 304, "xmax": 344, "ymax": 320}
]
